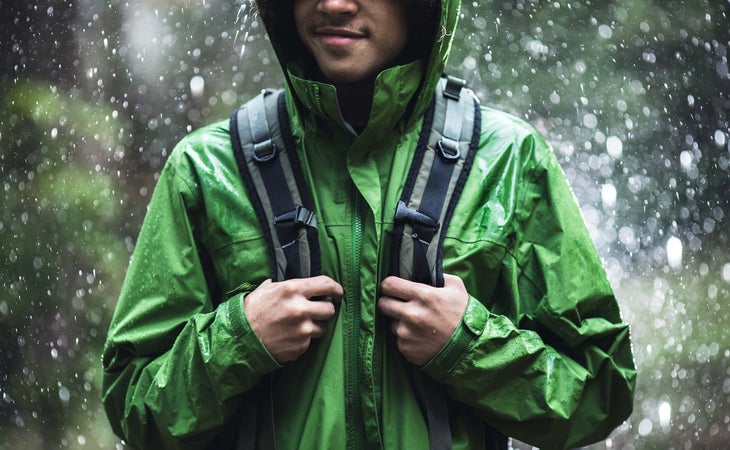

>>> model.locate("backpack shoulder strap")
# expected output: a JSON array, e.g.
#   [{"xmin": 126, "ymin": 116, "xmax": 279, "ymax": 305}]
[
  {"xmin": 391, "ymin": 75, "xmax": 482, "ymax": 287},
  {"xmin": 391, "ymin": 76, "xmax": 481, "ymax": 450},
  {"xmin": 229, "ymin": 88, "xmax": 320, "ymax": 282}
]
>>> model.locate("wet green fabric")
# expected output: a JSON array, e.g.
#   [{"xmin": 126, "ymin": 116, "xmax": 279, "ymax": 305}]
[{"xmin": 102, "ymin": 0, "xmax": 636, "ymax": 448}]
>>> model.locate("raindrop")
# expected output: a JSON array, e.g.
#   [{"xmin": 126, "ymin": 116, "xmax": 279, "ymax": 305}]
[
  {"xmin": 666, "ymin": 236, "xmax": 683, "ymax": 270},
  {"xmin": 658, "ymin": 401, "xmax": 671, "ymax": 428},
  {"xmin": 642, "ymin": 51, "xmax": 657, "ymax": 64},
  {"xmin": 680, "ymin": 150, "xmax": 692, "ymax": 172},
  {"xmin": 58, "ymin": 386, "xmax": 70, "ymax": 402},
  {"xmin": 598, "ymin": 24, "xmax": 612, "ymax": 39},
  {"xmin": 637, "ymin": 417, "xmax": 653, "ymax": 436},
  {"xmin": 714, "ymin": 130, "xmax": 727, "ymax": 147},
  {"xmin": 583, "ymin": 113, "xmax": 598, "ymax": 129},
  {"xmin": 601, "ymin": 184, "xmax": 617, "ymax": 210},
  {"xmin": 606, "ymin": 136, "xmax": 623, "ymax": 159},
  {"xmin": 190, "ymin": 75, "xmax": 205, "ymax": 98},
  {"xmin": 463, "ymin": 56, "xmax": 477, "ymax": 70}
]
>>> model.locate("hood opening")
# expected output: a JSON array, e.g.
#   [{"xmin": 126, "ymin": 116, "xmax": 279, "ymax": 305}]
[
  {"xmin": 254, "ymin": 0, "xmax": 454, "ymax": 131},
  {"xmin": 255, "ymin": 0, "xmax": 441, "ymax": 82}
]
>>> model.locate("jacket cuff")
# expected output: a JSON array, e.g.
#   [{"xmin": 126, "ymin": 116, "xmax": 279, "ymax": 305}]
[
  {"xmin": 226, "ymin": 292, "xmax": 282, "ymax": 373},
  {"xmin": 422, "ymin": 295, "xmax": 488, "ymax": 381}
]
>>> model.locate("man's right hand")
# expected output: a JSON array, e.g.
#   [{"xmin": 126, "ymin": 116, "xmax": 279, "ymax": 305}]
[{"xmin": 243, "ymin": 276, "xmax": 343, "ymax": 363}]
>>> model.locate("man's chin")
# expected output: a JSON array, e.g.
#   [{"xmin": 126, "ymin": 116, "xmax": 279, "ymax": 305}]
[{"xmin": 317, "ymin": 64, "xmax": 378, "ymax": 86}]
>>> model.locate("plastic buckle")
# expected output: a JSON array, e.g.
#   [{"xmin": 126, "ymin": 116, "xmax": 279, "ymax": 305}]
[
  {"xmin": 394, "ymin": 201, "xmax": 439, "ymax": 229},
  {"xmin": 275, "ymin": 205, "xmax": 315, "ymax": 227},
  {"xmin": 293, "ymin": 205, "xmax": 315, "ymax": 226}
]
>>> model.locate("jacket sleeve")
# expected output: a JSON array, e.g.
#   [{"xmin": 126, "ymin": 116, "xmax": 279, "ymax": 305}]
[
  {"xmin": 101, "ymin": 142, "xmax": 280, "ymax": 448},
  {"xmin": 422, "ymin": 127, "xmax": 636, "ymax": 448}
]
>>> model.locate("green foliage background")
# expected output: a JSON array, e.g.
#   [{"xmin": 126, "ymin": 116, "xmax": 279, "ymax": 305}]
[{"xmin": 1, "ymin": 0, "xmax": 728, "ymax": 448}]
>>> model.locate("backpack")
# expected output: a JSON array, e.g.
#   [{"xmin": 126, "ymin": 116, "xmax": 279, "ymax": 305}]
[{"xmin": 229, "ymin": 76, "xmax": 481, "ymax": 450}]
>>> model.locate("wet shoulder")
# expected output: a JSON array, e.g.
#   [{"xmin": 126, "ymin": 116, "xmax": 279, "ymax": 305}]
[
  {"xmin": 169, "ymin": 119, "xmax": 232, "ymax": 167},
  {"xmin": 164, "ymin": 119, "xmax": 235, "ymax": 186},
  {"xmin": 477, "ymin": 106, "xmax": 553, "ymax": 171}
]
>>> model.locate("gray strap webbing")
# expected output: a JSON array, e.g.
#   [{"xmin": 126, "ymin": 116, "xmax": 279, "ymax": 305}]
[{"xmin": 391, "ymin": 75, "xmax": 481, "ymax": 450}]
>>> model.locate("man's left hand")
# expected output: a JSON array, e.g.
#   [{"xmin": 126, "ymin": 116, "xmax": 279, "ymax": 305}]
[{"xmin": 378, "ymin": 274, "xmax": 469, "ymax": 366}]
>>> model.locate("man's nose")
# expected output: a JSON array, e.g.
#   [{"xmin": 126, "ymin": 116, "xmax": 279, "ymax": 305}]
[{"xmin": 316, "ymin": 0, "xmax": 358, "ymax": 15}]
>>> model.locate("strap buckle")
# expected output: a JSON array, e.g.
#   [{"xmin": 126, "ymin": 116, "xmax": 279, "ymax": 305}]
[
  {"xmin": 274, "ymin": 205, "xmax": 316, "ymax": 228},
  {"xmin": 394, "ymin": 201, "xmax": 439, "ymax": 231}
]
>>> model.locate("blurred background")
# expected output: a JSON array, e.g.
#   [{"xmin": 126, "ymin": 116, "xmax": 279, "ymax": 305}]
[{"xmin": 1, "ymin": 0, "xmax": 728, "ymax": 448}]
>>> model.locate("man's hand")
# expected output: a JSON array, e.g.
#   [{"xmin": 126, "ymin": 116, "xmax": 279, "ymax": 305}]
[
  {"xmin": 244, "ymin": 276, "xmax": 343, "ymax": 363},
  {"xmin": 378, "ymin": 274, "xmax": 468, "ymax": 366}
]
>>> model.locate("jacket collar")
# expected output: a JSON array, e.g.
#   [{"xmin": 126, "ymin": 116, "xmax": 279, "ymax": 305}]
[{"xmin": 287, "ymin": 60, "xmax": 424, "ymax": 134}]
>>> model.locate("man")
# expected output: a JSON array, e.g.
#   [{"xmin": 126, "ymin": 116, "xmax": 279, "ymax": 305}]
[{"xmin": 102, "ymin": 0, "xmax": 636, "ymax": 448}]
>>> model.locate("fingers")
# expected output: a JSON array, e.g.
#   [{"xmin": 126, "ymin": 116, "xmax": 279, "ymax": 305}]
[
  {"xmin": 380, "ymin": 275, "xmax": 413, "ymax": 299},
  {"xmin": 243, "ymin": 276, "xmax": 344, "ymax": 363},
  {"xmin": 379, "ymin": 274, "xmax": 469, "ymax": 366},
  {"xmin": 389, "ymin": 319, "xmax": 401, "ymax": 336},
  {"xmin": 295, "ymin": 275, "xmax": 344, "ymax": 301},
  {"xmin": 308, "ymin": 300, "xmax": 337, "ymax": 321},
  {"xmin": 443, "ymin": 273, "xmax": 466, "ymax": 290},
  {"xmin": 377, "ymin": 295, "xmax": 405, "ymax": 320},
  {"xmin": 310, "ymin": 320, "xmax": 330, "ymax": 339}
]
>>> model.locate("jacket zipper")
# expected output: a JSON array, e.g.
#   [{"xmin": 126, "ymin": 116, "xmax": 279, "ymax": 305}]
[{"xmin": 345, "ymin": 189, "xmax": 364, "ymax": 450}]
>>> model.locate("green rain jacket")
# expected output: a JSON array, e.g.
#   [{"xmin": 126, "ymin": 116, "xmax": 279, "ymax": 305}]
[{"xmin": 102, "ymin": 0, "xmax": 636, "ymax": 448}]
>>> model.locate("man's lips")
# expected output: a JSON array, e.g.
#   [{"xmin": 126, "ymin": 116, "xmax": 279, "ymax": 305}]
[{"xmin": 313, "ymin": 26, "xmax": 367, "ymax": 47}]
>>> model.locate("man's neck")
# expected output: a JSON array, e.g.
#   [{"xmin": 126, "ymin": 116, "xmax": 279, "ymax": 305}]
[{"xmin": 335, "ymin": 79, "xmax": 375, "ymax": 133}]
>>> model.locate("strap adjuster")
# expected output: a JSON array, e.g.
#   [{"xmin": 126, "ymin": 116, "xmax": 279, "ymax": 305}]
[
  {"xmin": 253, "ymin": 140, "xmax": 277, "ymax": 163},
  {"xmin": 443, "ymin": 76, "xmax": 466, "ymax": 101},
  {"xmin": 437, "ymin": 138, "xmax": 461, "ymax": 161},
  {"xmin": 274, "ymin": 205, "xmax": 316, "ymax": 228},
  {"xmin": 394, "ymin": 201, "xmax": 439, "ymax": 229}
]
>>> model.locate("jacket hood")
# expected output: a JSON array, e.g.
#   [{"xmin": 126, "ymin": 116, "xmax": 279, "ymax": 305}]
[{"xmin": 255, "ymin": 0, "xmax": 462, "ymax": 131}]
